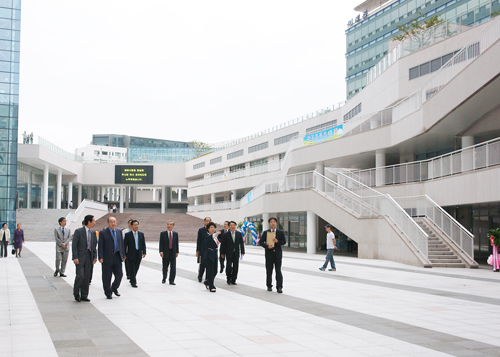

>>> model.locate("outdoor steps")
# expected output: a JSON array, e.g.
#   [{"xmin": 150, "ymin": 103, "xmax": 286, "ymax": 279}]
[
  {"xmin": 414, "ymin": 218, "xmax": 466, "ymax": 268},
  {"xmin": 16, "ymin": 209, "xmax": 74, "ymax": 242}
]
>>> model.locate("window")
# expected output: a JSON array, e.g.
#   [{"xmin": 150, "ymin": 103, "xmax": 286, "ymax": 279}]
[
  {"xmin": 115, "ymin": 152, "xmax": 121, "ymax": 157},
  {"xmin": 227, "ymin": 149, "xmax": 243, "ymax": 160},
  {"xmin": 211, "ymin": 170, "xmax": 224, "ymax": 177},
  {"xmin": 210, "ymin": 156, "xmax": 222, "ymax": 165},
  {"xmin": 230, "ymin": 164, "xmax": 245, "ymax": 172},
  {"xmin": 94, "ymin": 150, "xmax": 99, "ymax": 155},
  {"xmin": 306, "ymin": 120, "xmax": 338, "ymax": 135},
  {"xmin": 274, "ymin": 132, "xmax": 299, "ymax": 146},
  {"xmin": 248, "ymin": 142, "xmax": 268, "ymax": 153},
  {"xmin": 250, "ymin": 158, "xmax": 268, "ymax": 167},
  {"xmin": 408, "ymin": 49, "xmax": 467, "ymax": 80},
  {"xmin": 102, "ymin": 151, "xmax": 108, "ymax": 155},
  {"xmin": 193, "ymin": 162, "xmax": 205, "ymax": 170},
  {"xmin": 279, "ymin": 153, "xmax": 285, "ymax": 160},
  {"xmin": 343, "ymin": 103, "xmax": 362, "ymax": 122}
]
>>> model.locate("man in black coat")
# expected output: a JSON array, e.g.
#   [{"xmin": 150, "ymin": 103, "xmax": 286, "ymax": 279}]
[
  {"xmin": 219, "ymin": 221, "xmax": 229, "ymax": 273},
  {"xmin": 159, "ymin": 220, "xmax": 179, "ymax": 285},
  {"xmin": 196, "ymin": 217, "xmax": 211, "ymax": 282},
  {"xmin": 259, "ymin": 217, "xmax": 286, "ymax": 293},
  {"xmin": 98, "ymin": 217, "xmax": 125, "ymax": 299},
  {"xmin": 124, "ymin": 220, "xmax": 146, "ymax": 288},
  {"xmin": 72, "ymin": 215, "xmax": 97, "ymax": 302},
  {"xmin": 220, "ymin": 221, "xmax": 245, "ymax": 285}
]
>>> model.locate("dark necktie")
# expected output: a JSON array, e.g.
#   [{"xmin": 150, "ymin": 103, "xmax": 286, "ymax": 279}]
[
  {"xmin": 62, "ymin": 228, "xmax": 65, "ymax": 237},
  {"xmin": 169, "ymin": 231, "xmax": 172, "ymax": 249},
  {"xmin": 112, "ymin": 229, "xmax": 118, "ymax": 253},
  {"xmin": 87, "ymin": 230, "xmax": 91, "ymax": 250}
]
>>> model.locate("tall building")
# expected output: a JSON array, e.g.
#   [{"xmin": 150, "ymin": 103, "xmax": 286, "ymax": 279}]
[
  {"xmin": 0, "ymin": 0, "xmax": 20, "ymax": 232},
  {"xmin": 91, "ymin": 134, "xmax": 195, "ymax": 163},
  {"xmin": 346, "ymin": 0, "xmax": 499, "ymax": 99}
]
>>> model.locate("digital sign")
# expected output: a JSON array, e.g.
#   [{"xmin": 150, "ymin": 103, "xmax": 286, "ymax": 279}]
[{"xmin": 115, "ymin": 166, "xmax": 153, "ymax": 184}]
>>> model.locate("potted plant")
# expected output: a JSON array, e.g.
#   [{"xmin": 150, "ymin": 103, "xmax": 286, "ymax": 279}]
[{"xmin": 488, "ymin": 228, "xmax": 500, "ymax": 248}]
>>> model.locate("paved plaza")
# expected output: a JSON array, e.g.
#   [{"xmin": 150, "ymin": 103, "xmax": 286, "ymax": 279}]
[{"xmin": 1, "ymin": 242, "xmax": 499, "ymax": 357}]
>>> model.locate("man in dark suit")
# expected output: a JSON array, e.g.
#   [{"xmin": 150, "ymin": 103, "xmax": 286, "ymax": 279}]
[
  {"xmin": 98, "ymin": 216, "xmax": 125, "ymax": 299},
  {"xmin": 72, "ymin": 215, "xmax": 97, "ymax": 302},
  {"xmin": 259, "ymin": 217, "xmax": 286, "ymax": 293},
  {"xmin": 124, "ymin": 219, "xmax": 146, "ymax": 288},
  {"xmin": 221, "ymin": 221, "xmax": 245, "ymax": 285},
  {"xmin": 196, "ymin": 217, "xmax": 211, "ymax": 283},
  {"xmin": 159, "ymin": 220, "xmax": 179, "ymax": 285},
  {"xmin": 219, "ymin": 221, "xmax": 229, "ymax": 273}
]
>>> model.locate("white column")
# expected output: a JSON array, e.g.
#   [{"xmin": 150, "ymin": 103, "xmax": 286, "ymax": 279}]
[
  {"xmin": 178, "ymin": 188, "xmax": 182, "ymax": 202},
  {"xmin": 262, "ymin": 213, "xmax": 270, "ymax": 231},
  {"xmin": 461, "ymin": 136, "xmax": 474, "ymax": 172},
  {"xmin": 315, "ymin": 162, "xmax": 325, "ymax": 176},
  {"xmin": 78, "ymin": 185, "xmax": 82, "ymax": 206},
  {"xmin": 211, "ymin": 193, "xmax": 216, "ymax": 203},
  {"xmin": 461, "ymin": 135, "xmax": 474, "ymax": 149},
  {"xmin": 307, "ymin": 211, "xmax": 318, "ymax": 254},
  {"xmin": 375, "ymin": 150, "xmax": 386, "ymax": 187},
  {"xmin": 161, "ymin": 186, "xmax": 166, "ymax": 214},
  {"xmin": 42, "ymin": 164, "xmax": 49, "ymax": 209},
  {"xmin": 27, "ymin": 171, "xmax": 32, "ymax": 209},
  {"xmin": 231, "ymin": 191, "xmax": 236, "ymax": 202},
  {"xmin": 125, "ymin": 187, "xmax": 130, "ymax": 209},
  {"xmin": 108, "ymin": 187, "xmax": 112, "ymax": 201},
  {"xmin": 152, "ymin": 188, "xmax": 156, "ymax": 201},
  {"xmin": 68, "ymin": 182, "xmax": 73, "ymax": 207},
  {"xmin": 119, "ymin": 186, "xmax": 124, "ymax": 213},
  {"xmin": 194, "ymin": 196, "xmax": 198, "ymax": 206}
]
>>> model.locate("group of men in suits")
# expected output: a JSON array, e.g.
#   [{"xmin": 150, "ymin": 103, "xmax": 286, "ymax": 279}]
[{"xmin": 196, "ymin": 216, "xmax": 285, "ymax": 293}]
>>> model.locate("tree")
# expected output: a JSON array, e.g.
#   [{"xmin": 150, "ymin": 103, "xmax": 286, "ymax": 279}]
[
  {"xmin": 188, "ymin": 140, "xmax": 213, "ymax": 159},
  {"xmin": 392, "ymin": 12, "xmax": 444, "ymax": 48}
]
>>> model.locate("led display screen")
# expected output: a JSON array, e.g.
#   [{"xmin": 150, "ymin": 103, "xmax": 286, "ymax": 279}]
[{"xmin": 114, "ymin": 165, "xmax": 153, "ymax": 184}]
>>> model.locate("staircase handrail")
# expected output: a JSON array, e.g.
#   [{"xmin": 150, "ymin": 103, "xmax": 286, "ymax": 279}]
[
  {"xmin": 394, "ymin": 195, "xmax": 474, "ymax": 260},
  {"xmin": 66, "ymin": 199, "xmax": 109, "ymax": 223}
]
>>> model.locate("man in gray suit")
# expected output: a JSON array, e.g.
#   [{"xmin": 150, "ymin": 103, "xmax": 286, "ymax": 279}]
[
  {"xmin": 54, "ymin": 217, "xmax": 71, "ymax": 277},
  {"xmin": 72, "ymin": 215, "xmax": 97, "ymax": 302}
]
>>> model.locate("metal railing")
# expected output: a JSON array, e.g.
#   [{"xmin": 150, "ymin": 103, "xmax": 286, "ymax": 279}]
[
  {"xmin": 345, "ymin": 136, "xmax": 500, "ymax": 187},
  {"xmin": 66, "ymin": 199, "xmax": 108, "ymax": 223},
  {"xmin": 25, "ymin": 136, "xmax": 84, "ymax": 162},
  {"xmin": 344, "ymin": 14, "xmax": 500, "ymax": 137},
  {"xmin": 395, "ymin": 195, "xmax": 474, "ymax": 260},
  {"xmin": 210, "ymin": 101, "xmax": 346, "ymax": 151}
]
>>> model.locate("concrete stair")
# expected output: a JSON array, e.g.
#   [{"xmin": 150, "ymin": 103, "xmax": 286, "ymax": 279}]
[
  {"xmin": 414, "ymin": 218, "xmax": 466, "ymax": 268},
  {"xmin": 16, "ymin": 209, "xmax": 75, "ymax": 242}
]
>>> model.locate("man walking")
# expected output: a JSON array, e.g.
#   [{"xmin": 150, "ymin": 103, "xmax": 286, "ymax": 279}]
[
  {"xmin": 319, "ymin": 224, "xmax": 337, "ymax": 271},
  {"xmin": 122, "ymin": 219, "xmax": 133, "ymax": 280},
  {"xmin": 196, "ymin": 217, "xmax": 211, "ymax": 282},
  {"xmin": 54, "ymin": 217, "xmax": 71, "ymax": 277},
  {"xmin": 72, "ymin": 215, "xmax": 97, "ymax": 302},
  {"xmin": 219, "ymin": 221, "xmax": 229, "ymax": 273},
  {"xmin": 159, "ymin": 220, "xmax": 179, "ymax": 285},
  {"xmin": 124, "ymin": 220, "xmax": 146, "ymax": 288},
  {"xmin": 220, "ymin": 221, "xmax": 245, "ymax": 285},
  {"xmin": 259, "ymin": 217, "xmax": 286, "ymax": 293},
  {"xmin": 98, "ymin": 217, "xmax": 125, "ymax": 299}
]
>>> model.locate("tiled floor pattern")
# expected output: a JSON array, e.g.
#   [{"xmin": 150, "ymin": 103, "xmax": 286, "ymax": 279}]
[{"xmin": 2, "ymin": 242, "xmax": 499, "ymax": 356}]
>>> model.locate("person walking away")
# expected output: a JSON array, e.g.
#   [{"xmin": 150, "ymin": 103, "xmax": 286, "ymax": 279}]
[
  {"xmin": 124, "ymin": 220, "xmax": 146, "ymax": 288},
  {"xmin": 13, "ymin": 224, "xmax": 24, "ymax": 257},
  {"xmin": 54, "ymin": 217, "xmax": 71, "ymax": 276},
  {"xmin": 259, "ymin": 217, "xmax": 286, "ymax": 293},
  {"xmin": 1, "ymin": 223, "xmax": 10, "ymax": 258},
  {"xmin": 319, "ymin": 224, "xmax": 337, "ymax": 271},
  {"xmin": 159, "ymin": 220, "xmax": 179, "ymax": 285}
]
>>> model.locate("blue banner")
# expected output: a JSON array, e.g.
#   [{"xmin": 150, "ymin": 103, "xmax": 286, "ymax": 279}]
[{"xmin": 303, "ymin": 124, "xmax": 343, "ymax": 145}]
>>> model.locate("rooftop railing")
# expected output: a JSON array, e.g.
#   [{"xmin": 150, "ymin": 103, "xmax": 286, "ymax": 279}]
[{"xmin": 21, "ymin": 136, "xmax": 84, "ymax": 162}]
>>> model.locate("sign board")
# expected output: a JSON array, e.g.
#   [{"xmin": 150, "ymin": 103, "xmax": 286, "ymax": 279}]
[
  {"xmin": 114, "ymin": 165, "xmax": 153, "ymax": 184},
  {"xmin": 303, "ymin": 124, "xmax": 344, "ymax": 145}
]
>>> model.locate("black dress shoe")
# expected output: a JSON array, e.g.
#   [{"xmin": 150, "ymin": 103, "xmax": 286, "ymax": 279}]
[
  {"xmin": 60, "ymin": 273, "xmax": 67, "ymax": 277},
  {"xmin": 169, "ymin": 282, "xmax": 176, "ymax": 285},
  {"xmin": 81, "ymin": 297, "xmax": 91, "ymax": 302},
  {"xmin": 162, "ymin": 279, "xmax": 166, "ymax": 284},
  {"xmin": 112, "ymin": 289, "xmax": 121, "ymax": 297},
  {"xmin": 267, "ymin": 287, "xmax": 272, "ymax": 291},
  {"xmin": 132, "ymin": 284, "xmax": 138, "ymax": 288},
  {"xmin": 74, "ymin": 295, "xmax": 81, "ymax": 302},
  {"xmin": 198, "ymin": 276, "xmax": 202, "ymax": 283},
  {"xmin": 106, "ymin": 295, "xmax": 112, "ymax": 299},
  {"xmin": 227, "ymin": 280, "xmax": 231, "ymax": 285},
  {"xmin": 231, "ymin": 282, "xmax": 237, "ymax": 285},
  {"xmin": 277, "ymin": 288, "xmax": 283, "ymax": 294},
  {"xmin": 54, "ymin": 270, "xmax": 58, "ymax": 277}
]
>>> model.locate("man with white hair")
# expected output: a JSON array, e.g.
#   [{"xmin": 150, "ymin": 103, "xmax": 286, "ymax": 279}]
[
  {"xmin": 159, "ymin": 220, "xmax": 179, "ymax": 285},
  {"xmin": 98, "ymin": 217, "xmax": 125, "ymax": 299}
]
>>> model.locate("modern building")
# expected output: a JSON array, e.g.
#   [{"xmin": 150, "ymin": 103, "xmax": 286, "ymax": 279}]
[
  {"xmin": 76, "ymin": 144, "xmax": 127, "ymax": 163},
  {"xmin": 91, "ymin": 134, "xmax": 195, "ymax": 163},
  {"xmin": 14, "ymin": 8, "xmax": 500, "ymax": 268},
  {"xmin": 0, "ymin": 1, "xmax": 20, "ymax": 232},
  {"xmin": 346, "ymin": 0, "xmax": 500, "ymax": 99}
]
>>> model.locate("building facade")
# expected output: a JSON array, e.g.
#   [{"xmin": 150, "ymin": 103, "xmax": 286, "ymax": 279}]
[
  {"xmin": 346, "ymin": 0, "xmax": 500, "ymax": 99},
  {"xmin": 0, "ymin": 0, "xmax": 20, "ymax": 232}
]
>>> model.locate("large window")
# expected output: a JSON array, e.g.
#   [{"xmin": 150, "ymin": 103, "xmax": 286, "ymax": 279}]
[
  {"xmin": 193, "ymin": 162, "xmax": 205, "ymax": 170},
  {"xmin": 227, "ymin": 149, "xmax": 244, "ymax": 160},
  {"xmin": 230, "ymin": 163, "xmax": 245, "ymax": 172},
  {"xmin": 306, "ymin": 121, "xmax": 338, "ymax": 135},
  {"xmin": 274, "ymin": 132, "xmax": 299, "ymax": 146},
  {"xmin": 248, "ymin": 142, "xmax": 268, "ymax": 153},
  {"xmin": 210, "ymin": 156, "xmax": 222, "ymax": 165},
  {"xmin": 343, "ymin": 103, "xmax": 362, "ymax": 122}
]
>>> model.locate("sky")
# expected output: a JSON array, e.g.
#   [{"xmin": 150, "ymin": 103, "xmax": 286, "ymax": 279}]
[{"xmin": 19, "ymin": 0, "xmax": 361, "ymax": 152}]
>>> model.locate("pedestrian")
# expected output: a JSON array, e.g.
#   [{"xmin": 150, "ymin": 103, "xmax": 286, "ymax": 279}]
[
  {"xmin": 159, "ymin": 220, "xmax": 178, "ymax": 285},
  {"xmin": 124, "ymin": 220, "xmax": 146, "ymax": 288},
  {"xmin": 196, "ymin": 217, "xmax": 211, "ymax": 283},
  {"xmin": 54, "ymin": 217, "xmax": 71, "ymax": 277},
  {"xmin": 69, "ymin": 201, "xmax": 73, "ymax": 209},
  {"xmin": 319, "ymin": 224, "xmax": 337, "ymax": 271},
  {"xmin": 203, "ymin": 222, "xmax": 221, "ymax": 292},
  {"xmin": 1, "ymin": 223, "xmax": 9, "ymax": 258},
  {"xmin": 98, "ymin": 217, "xmax": 125, "ymax": 299},
  {"xmin": 122, "ymin": 219, "xmax": 134, "ymax": 280},
  {"xmin": 219, "ymin": 221, "xmax": 229, "ymax": 273},
  {"xmin": 72, "ymin": 215, "xmax": 97, "ymax": 302},
  {"xmin": 13, "ymin": 223, "xmax": 24, "ymax": 257},
  {"xmin": 220, "ymin": 221, "xmax": 245, "ymax": 285},
  {"xmin": 259, "ymin": 217, "xmax": 286, "ymax": 293}
]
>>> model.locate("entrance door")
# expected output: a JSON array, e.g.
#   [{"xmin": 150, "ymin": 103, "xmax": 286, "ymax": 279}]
[{"xmin": 288, "ymin": 220, "xmax": 301, "ymax": 248}]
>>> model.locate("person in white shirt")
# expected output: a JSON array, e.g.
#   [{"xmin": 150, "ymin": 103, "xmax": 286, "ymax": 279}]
[{"xmin": 319, "ymin": 224, "xmax": 337, "ymax": 271}]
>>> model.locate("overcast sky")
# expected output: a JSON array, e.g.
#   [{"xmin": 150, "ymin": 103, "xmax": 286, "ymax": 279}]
[{"xmin": 19, "ymin": 0, "xmax": 361, "ymax": 152}]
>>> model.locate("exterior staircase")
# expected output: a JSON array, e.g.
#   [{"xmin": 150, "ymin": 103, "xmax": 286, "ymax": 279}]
[{"xmin": 414, "ymin": 218, "xmax": 466, "ymax": 268}]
